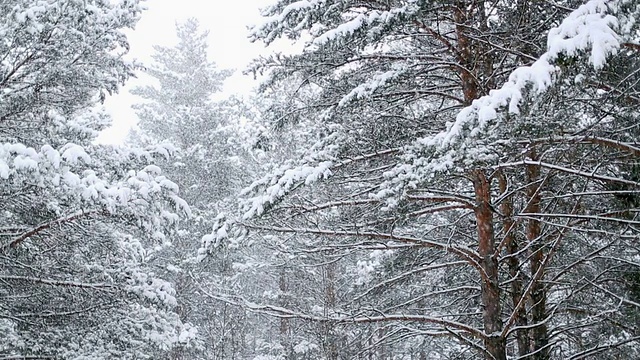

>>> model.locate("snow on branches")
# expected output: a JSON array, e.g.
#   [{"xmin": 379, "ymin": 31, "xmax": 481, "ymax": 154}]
[
  {"xmin": 0, "ymin": 141, "xmax": 188, "ymax": 220},
  {"xmin": 375, "ymin": 0, "xmax": 624, "ymax": 201},
  {"xmin": 233, "ymin": 0, "xmax": 626, "ymax": 223}
]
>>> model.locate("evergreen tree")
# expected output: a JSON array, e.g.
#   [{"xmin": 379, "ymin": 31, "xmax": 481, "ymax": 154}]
[
  {"xmin": 205, "ymin": 1, "xmax": 640, "ymax": 359},
  {"xmin": 0, "ymin": 1, "xmax": 195, "ymax": 358},
  {"xmin": 130, "ymin": 18, "xmax": 257, "ymax": 359}
]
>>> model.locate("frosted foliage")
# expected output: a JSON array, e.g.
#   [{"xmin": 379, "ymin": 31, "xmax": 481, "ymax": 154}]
[
  {"xmin": 0, "ymin": 1, "xmax": 196, "ymax": 358},
  {"xmin": 0, "ymin": 140, "xmax": 193, "ymax": 358},
  {"xmin": 126, "ymin": 268, "xmax": 178, "ymax": 307},
  {"xmin": 254, "ymin": 0, "xmax": 421, "ymax": 45},
  {"xmin": 198, "ymin": 126, "xmax": 343, "ymax": 258},
  {"xmin": 0, "ymin": 319, "xmax": 24, "ymax": 356},
  {"xmin": 239, "ymin": 0, "xmax": 626, "ymax": 220},
  {"xmin": 293, "ymin": 340, "xmax": 319, "ymax": 354},
  {"xmin": 198, "ymin": 213, "xmax": 229, "ymax": 257},
  {"xmin": 0, "ymin": 142, "xmax": 188, "ymax": 217},
  {"xmin": 338, "ymin": 67, "xmax": 406, "ymax": 106},
  {"xmin": 55, "ymin": 305, "xmax": 196, "ymax": 359},
  {"xmin": 312, "ymin": 3, "xmax": 418, "ymax": 45},
  {"xmin": 128, "ymin": 17, "xmax": 257, "ymax": 360},
  {"xmin": 195, "ymin": 0, "xmax": 640, "ymax": 358},
  {"xmin": 255, "ymin": 0, "xmax": 325, "ymax": 42},
  {"xmin": 234, "ymin": 129, "xmax": 344, "ymax": 218},
  {"xmin": 438, "ymin": 0, "xmax": 619, "ymax": 149},
  {"xmin": 376, "ymin": 0, "xmax": 623, "ymax": 200},
  {"xmin": 0, "ymin": 0, "xmax": 142, "ymax": 130},
  {"xmin": 130, "ymin": 18, "xmax": 244, "ymax": 231},
  {"xmin": 242, "ymin": 161, "xmax": 333, "ymax": 219}
]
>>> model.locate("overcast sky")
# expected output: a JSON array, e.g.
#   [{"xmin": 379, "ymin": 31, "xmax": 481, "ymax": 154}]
[{"xmin": 97, "ymin": 0, "xmax": 269, "ymax": 144}]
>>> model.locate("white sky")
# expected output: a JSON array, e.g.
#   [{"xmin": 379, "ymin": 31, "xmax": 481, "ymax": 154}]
[{"xmin": 97, "ymin": 0, "xmax": 270, "ymax": 144}]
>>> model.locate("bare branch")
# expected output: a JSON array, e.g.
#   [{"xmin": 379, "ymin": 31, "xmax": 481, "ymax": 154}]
[
  {"xmin": 0, "ymin": 275, "xmax": 117, "ymax": 292},
  {"xmin": 495, "ymin": 160, "xmax": 640, "ymax": 187}
]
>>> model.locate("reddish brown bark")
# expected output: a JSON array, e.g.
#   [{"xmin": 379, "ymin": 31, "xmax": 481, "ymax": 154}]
[
  {"xmin": 622, "ymin": 42, "xmax": 640, "ymax": 51},
  {"xmin": 454, "ymin": 1, "xmax": 480, "ymax": 105},
  {"xmin": 473, "ymin": 170, "xmax": 506, "ymax": 360}
]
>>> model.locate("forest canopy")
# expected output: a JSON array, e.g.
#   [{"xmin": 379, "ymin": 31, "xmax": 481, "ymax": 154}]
[{"xmin": 1, "ymin": 0, "xmax": 639, "ymax": 359}]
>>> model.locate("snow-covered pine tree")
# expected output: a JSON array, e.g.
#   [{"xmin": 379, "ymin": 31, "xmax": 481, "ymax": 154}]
[
  {"xmin": 205, "ymin": 1, "xmax": 640, "ymax": 359},
  {"xmin": 130, "ymin": 18, "xmax": 259, "ymax": 359},
  {"xmin": 130, "ymin": 17, "xmax": 242, "ymax": 207},
  {"xmin": 0, "ymin": 1, "xmax": 195, "ymax": 358}
]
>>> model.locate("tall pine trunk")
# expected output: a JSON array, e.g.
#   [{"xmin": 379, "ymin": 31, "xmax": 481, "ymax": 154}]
[
  {"xmin": 474, "ymin": 170, "xmax": 506, "ymax": 360},
  {"xmin": 525, "ymin": 152, "xmax": 549, "ymax": 359}
]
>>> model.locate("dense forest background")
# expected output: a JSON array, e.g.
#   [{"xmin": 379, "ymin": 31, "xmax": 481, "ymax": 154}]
[{"xmin": 1, "ymin": 0, "xmax": 639, "ymax": 359}]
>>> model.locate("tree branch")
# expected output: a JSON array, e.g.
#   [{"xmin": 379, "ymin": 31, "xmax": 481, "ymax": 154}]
[{"xmin": 3, "ymin": 209, "xmax": 106, "ymax": 250}]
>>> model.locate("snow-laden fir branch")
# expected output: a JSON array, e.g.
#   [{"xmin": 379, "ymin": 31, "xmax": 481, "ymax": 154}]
[{"xmin": 252, "ymin": 0, "xmax": 422, "ymax": 46}]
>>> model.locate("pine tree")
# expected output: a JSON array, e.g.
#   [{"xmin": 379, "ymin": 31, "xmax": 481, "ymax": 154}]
[
  {"xmin": 206, "ymin": 1, "xmax": 640, "ymax": 359},
  {"xmin": 0, "ymin": 1, "xmax": 195, "ymax": 358},
  {"xmin": 130, "ymin": 18, "xmax": 259, "ymax": 359}
]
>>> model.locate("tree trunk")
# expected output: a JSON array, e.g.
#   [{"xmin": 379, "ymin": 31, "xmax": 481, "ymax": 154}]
[
  {"xmin": 498, "ymin": 171, "xmax": 529, "ymax": 358},
  {"xmin": 454, "ymin": 1, "xmax": 480, "ymax": 105},
  {"xmin": 324, "ymin": 261, "xmax": 338, "ymax": 360},
  {"xmin": 278, "ymin": 267, "xmax": 291, "ymax": 358},
  {"xmin": 525, "ymin": 153, "xmax": 549, "ymax": 360},
  {"xmin": 473, "ymin": 170, "xmax": 506, "ymax": 360}
]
